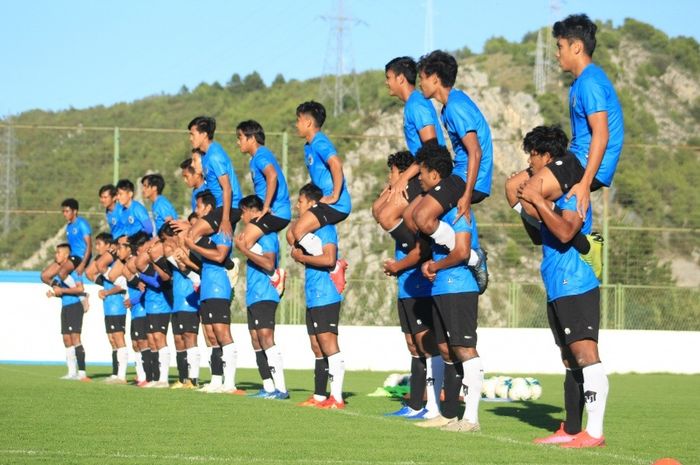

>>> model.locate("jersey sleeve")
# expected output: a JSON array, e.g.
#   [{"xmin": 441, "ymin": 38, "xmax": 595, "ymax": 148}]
[
  {"xmin": 254, "ymin": 152, "xmax": 273, "ymax": 173},
  {"xmin": 578, "ymin": 78, "xmax": 608, "ymax": 116},
  {"xmin": 212, "ymin": 232, "xmax": 232, "ymax": 248},
  {"xmin": 409, "ymin": 101, "xmax": 438, "ymax": 132},
  {"xmin": 446, "ymin": 103, "xmax": 477, "ymax": 139},
  {"xmin": 136, "ymin": 204, "xmax": 154, "ymax": 235},
  {"xmin": 315, "ymin": 137, "xmax": 338, "ymax": 164},
  {"xmin": 80, "ymin": 218, "xmax": 92, "ymax": 236},
  {"xmin": 209, "ymin": 153, "xmax": 229, "ymax": 179},
  {"xmin": 558, "ymin": 195, "xmax": 579, "ymax": 214},
  {"xmin": 260, "ymin": 234, "xmax": 279, "ymax": 255}
]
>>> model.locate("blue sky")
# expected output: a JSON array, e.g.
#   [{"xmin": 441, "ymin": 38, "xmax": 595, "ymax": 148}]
[{"xmin": 3, "ymin": 0, "xmax": 698, "ymax": 115}]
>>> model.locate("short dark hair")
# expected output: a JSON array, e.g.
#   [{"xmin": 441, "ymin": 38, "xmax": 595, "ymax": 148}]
[
  {"xmin": 57, "ymin": 243, "xmax": 71, "ymax": 252},
  {"xmin": 239, "ymin": 194, "xmax": 263, "ymax": 211},
  {"xmin": 116, "ymin": 179, "xmax": 134, "ymax": 192},
  {"xmin": 417, "ymin": 50, "xmax": 458, "ymax": 88},
  {"xmin": 416, "ymin": 143, "xmax": 453, "ymax": 179},
  {"xmin": 61, "ymin": 198, "xmax": 79, "ymax": 211},
  {"xmin": 188, "ymin": 116, "xmax": 216, "ymax": 140},
  {"xmin": 158, "ymin": 222, "xmax": 175, "ymax": 239},
  {"xmin": 385, "ymin": 56, "xmax": 418, "ymax": 86},
  {"xmin": 552, "ymin": 14, "xmax": 597, "ymax": 57},
  {"xmin": 95, "ymin": 232, "xmax": 114, "ymax": 244},
  {"xmin": 187, "ymin": 212, "xmax": 198, "ymax": 222},
  {"xmin": 298, "ymin": 183, "xmax": 323, "ymax": 202},
  {"xmin": 296, "ymin": 101, "xmax": 326, "ymax": 128},
  {"xmin": 180, "ymin": 158, "xmax": 195, "ymax": 173},
  {"xmin": 523, "ymin": 125, "xmax": 569, "ymax": 159},
  {"xmin": 128, "ymin": 231, "xmax": 150, "ymax": 252},
  {"xmin": 236, "ymin": 120, "xmax": 266, "ymax": 145},
  {"xmin": 142, "ymin": 173, "xmax": 165, "ymax": 194},
  {"xmin": 99, "ymin": 184, "xmax": 116, "ymax": 197},
  {"xmin": 387, "ymin": 151, "xmax": 415, "ymax": 173},
  {"xmin": 195, "ymin": 190, "xmax": 216, "ymax": 209}
]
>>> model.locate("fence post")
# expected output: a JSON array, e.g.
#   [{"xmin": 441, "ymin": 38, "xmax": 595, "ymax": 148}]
[
  {"xmin": 615, "ymin": 283, "xmax": 625, "ymax": 329},
  {"xmin": 280, "ymin": 131, "xmax": 289, "ymax": 270},
  {"xmin": 601, "ymin": 189, "xmax": 609, "ymax": 327},
  {"xmin": 113, "ymin": 127, "xmax": 120, "ymax": 184},
  {"xmin": 508, "ymin": 282, "xmax": 520, "ymax": 328}
]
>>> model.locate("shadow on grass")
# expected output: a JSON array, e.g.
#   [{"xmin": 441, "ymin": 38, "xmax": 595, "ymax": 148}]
[{"xmin": 488, "ymin": 402, "xmax": 562, "ymax": 431}]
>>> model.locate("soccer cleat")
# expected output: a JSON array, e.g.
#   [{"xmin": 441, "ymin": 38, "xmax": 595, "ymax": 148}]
[
  {"xmin": 222, "ymin": 388, "xmax": 247, "ymax": 396},
  {"xmin": 469, "ymin": 248, "xmax": 489, "ymax": 295},
  {"xmin": 199, "ymin": 383, "xmax": 223, "ymax": 394},
  {"xmin": 317, "ymin": 396, "xmax": 345, "ymax": 409},
  {"xmin": 181, "ymin": 379, "xmax": 197, "ymax": 390},
  {"xmin": 104, "ymin": 376, "xmax": 127, "ymax": 385},
  {"xmin": 441, "ymin": 419, "xmax": 481, "ymax": 433},
  {"xmin": 404, "ymin": 408, "xmax": 434, "ymax": 420},
  {"xmin": 533, "ymin": 423, "xmax": 577, "ymax": 444},
  {"xmin": 559, "ymin": 431, "xmax": 606, "ymax": 448},
  {"xmin": 297, "ymin": 395, "xmax": 325, "ymax": 407},
  {"xmin": 226, "ymin": 257, "xmax": 241, "ymax": 287},
  {"xmin": 330, "ymin": 259, "xmax": 348, "ymax": 294},
  {"xmin": 170, "ymin": 381, "xmax": 185, "ymax": 389},
  {"xmin": 384, "ymin": 405, "xmax": 416, "ymax": 417},
  {"xmin": 78, "ymin": 376, "xmax": 92, "ymax": 383},
  {"xmin": 415, "ymin": 414, "xmax": 455, "ymax": 428},
  {"xmin": 265, "ymin": 390, "xmax": 290, "ymax": 400},
  {"xmin": 60, "ymin": 373, "xmax": 78, "ymax": 380},
  {"xmin": 270, "ymin": 268, "xmax": 287, "ymax": 296},
  {"xmin": 248, "ymin": 389, "xmax": 273, "ymax": 398},
  {"xmin": 150, "ymin": 381, "xmax": 169, "ymax": 389},
  {"xmin": 579, "ymin": 232, "xmax": 604, "ymax": 280},
  {"xmin": 136, "ymin": 380, "xmax": 150, "ymax": 388}
]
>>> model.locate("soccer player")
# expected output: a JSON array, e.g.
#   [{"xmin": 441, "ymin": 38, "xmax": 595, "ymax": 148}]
[
  {"xmin": 142, "ymin": 174, "xmax": 179, "ymax": 232},
  {"xmin": 46, "ymin": 243, "xmax": 90, "ymax": 381},
  {"xmin": 180, "ymin": 156, "xmax": 208, "ymax": 214},
  {"xmin": 381, "ymin": 151, "xmax": 443, "ymax": 419},
  {"xmin": 99, "ymin": 184, "xmax": 125, "ymax": 239},
  {"xmin": 290, "ymin": 183, "xmax": 346, "ymax": 409},
  {"xmin": 373, "ymin": 56, "xmax": 445, "ymax": 250},
  {"xmin": 116, "ymin": 179, "xmax": 153, "ymax": 237},
  {"xmin": 412, "ymin": 144, "xmax": 483, "ymax": 432},
  {"xmin": 505, "ymin": 14, "xmax": 623, "ymax": 278},
  {"xmin": 516, "ymin": 125, "xmax": 609, "ymax": 448},
  {"xmin": 415, "ymin": 50, "xmax": 492, "ymax": 292},
  {"xmin": 234, "ymin": 195, "xmax": 288, "ymax": 399},
  {"xmin": 183, "ymin": 191, "xmax": 243, "ymax": 394}
]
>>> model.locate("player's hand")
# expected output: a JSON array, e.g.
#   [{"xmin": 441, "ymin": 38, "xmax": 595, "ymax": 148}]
[
  {"xmin": 46, "ymin": 289, "xmax": 55, "ymax": 298},
  {"xmin": 421, "ymin": 260, "xmax": 436, "ymax": 281},
  {"xmin": 170, "ymin": 219, "xmax": 191, "ymax": 233},
  {"xmin": 124, "ymin": 298, "xmax": 131, "ymax": 309},
  {"xmin": 76, "ymin": 264, "xmax": 86, "ymax": 276},
  {"xmin": 454, "ymin": 193, "xmax": 472, "ymax": 225},
  {"xmin": 565, "ymin": 182, "xmax": 590, "ymax": 219},
  {"xmin": 290, "ymin": 246, "xmax": 305, "ymax": 263},
  {"xmin": 320, "ymin": 195, "xmax": 337, "ymax": 205},
  {"xmin": 255, "ymin": 206, "xmax": 270, "ymax": 220},
  {"xmin": 52, "ymin": 286, "xmax": 64, "ymax": 297},
  {"xmin": 386, "ymin": 181, "xmax": 409, "ymax": 205},
  {"xmin": 233, "ymin": 233, "xmax": 246, "ymax": 250},
  {"xmin": 98, "ymin": 289, "xmax": 106, "ymax": 300},
  {"xmin": 219, "ymin": 219, "xmax": 233, "ymax": 239},
  {"xmin": 383, "ymin": 259, "xmax": 398, "ymax": 276},
  {"xmin": 518, "ymin": 179, "xmax": 544, "ymax": 205}
]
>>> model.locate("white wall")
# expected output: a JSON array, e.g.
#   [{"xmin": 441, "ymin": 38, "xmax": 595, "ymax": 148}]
[{"xmin": 2, "ymin": 282, "xmax": 699, "ymax": 374}]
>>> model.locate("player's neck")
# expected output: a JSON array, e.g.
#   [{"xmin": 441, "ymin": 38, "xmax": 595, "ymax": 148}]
[
  {"xmin": 398, "ymin": 86, "xmax": 414, "ymax": 102},
  {"xmin": 200, "ymin": 139, "xmax": 212, "ymax": 153},
  {"xmin": 305, "ymin": 128, "xmax": 320, "ymax": 143},
  {"xmin": 572, "ymin": 58, "xmax": 592, "ymax": 78},
  {"xmin": 436, "ymin": 87, "xmax": 451, "ymax": 105}
]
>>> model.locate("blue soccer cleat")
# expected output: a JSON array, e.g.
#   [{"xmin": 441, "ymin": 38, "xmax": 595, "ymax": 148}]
[
  {"xmin": 248, "ymin": 388, "xmax": 273, "ymax": 398},
  {"xmin": 265, "ymin": 390, "xmax": 290, "ymax": 400}
]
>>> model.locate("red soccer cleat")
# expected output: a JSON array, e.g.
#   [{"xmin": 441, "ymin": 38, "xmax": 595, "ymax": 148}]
[
  {"xmin": 330, "ymin": 259, "xmax": 348, "ymax": 294},
  {"xmin": 317, "ymin": 396, "xmax": 345, "ymax": 410},
  {"xmin": 560, "ymin": 430, "xmax": 606, "ymax": 448},
  {"xmin": 297, "ymin": 395, "xmax": 324, "ymax": 407},
  {"xmin": 533, "ymin": 423, "xmax": 577, "ymax": 444}
]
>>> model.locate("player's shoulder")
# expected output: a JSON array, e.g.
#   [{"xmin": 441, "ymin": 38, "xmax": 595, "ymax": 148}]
[{"xmin": 317, "ymin": 224, "xmax": 338, "ymax": 243}]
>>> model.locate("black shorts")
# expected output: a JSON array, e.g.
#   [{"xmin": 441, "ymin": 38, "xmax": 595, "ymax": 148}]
[
  {"xmin": 147, "ymin": 313, "xmax": 170, "ymax": 334},
  {"xmin": 130, "ymin": 316, "xmax": 148, "ymax": 341},
  {"xmin": 200, "ymin": 298, "xmax": 231, "ymax": 325},
  {"xmin": 545, "ymin": 152, "xmax": 605, "ymax": 194},
  {"xmin": 426, "ymin": 174, "xmax": 466, "ymax": 212},
  {"xmin": 406, "ymin": 174, "xmax": 424, "ymax": 203},
  {"xmin": 104, "ymin": 315, "xmax": 126, "ymax": 333},
  {"xmin": 171, "ymin": 311, "xmax": 200, "ymax": 335},
  {"xmin": 547, "ymin": 287, "xmax": 600, "ymax": 347},
  {"xmin": 68, "ymin": 255, "xmax": 85, "ymax": 269},
  {"xmin": 251, "ymin": 213, "xmax": 290, "ymax": 235},
  {"xmin": 432, "ymin": 292, "xmax": 478, "ymax": 348},
  {"xmin": 60, "ymin": 302, "xmax": 84, "ymax": 334},
  {"xmin": 202, "ymin": 206, "xmax": 242, "ymax": 232},
  {"xmin": 308, "ymin": 203, "xmax": 349, "ymax": 227},
  {"xmin": 306, "ymin": 302, "xmax": 341, "ymax": 335},
  {"xmin": 247, "ymin": 300, "xmax": 278, "ymax": 330},
  {"xmin": 397, "ymin": 297, "xmax": 433, "ymax": 335}
]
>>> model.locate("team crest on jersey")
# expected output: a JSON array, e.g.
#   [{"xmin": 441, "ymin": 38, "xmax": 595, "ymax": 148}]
[
  {"xmin": 307, "ymin": 155, "xmax": 314, "ymax": 166},
  {"xmin": 128, "ymin": 216, "xmax": 135, "ymax": 224},
  {"xmin": 111, "ymin": 218, "xmax": 117, "ymax": 225},
  {"xmin": 71, "ymin": 228, "xmax": 78, "ymax": 234}
]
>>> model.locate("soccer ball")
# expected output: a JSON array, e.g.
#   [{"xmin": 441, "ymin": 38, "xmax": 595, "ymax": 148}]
[
  {"xmin": 383, "ymin": 373, "xmax": 403, "ymax": 387},
  {"xmin": 481, "ymin": 377, "xmax": 498, "ymax": 399},
  {"xmin": 495, "ymin": 376, "xmax": 512, "ymax": 399},
  {"xmin": 526, "ymin": 377, "xmax": 543, "ymax": 400},
  {"xmin": 508, "ymin": 377, "xmax": 532, "ymax": 401}
]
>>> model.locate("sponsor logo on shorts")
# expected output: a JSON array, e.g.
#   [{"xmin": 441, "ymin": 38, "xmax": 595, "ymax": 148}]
[
  {"xmin": 564, "ymin": 327, "xmax": 571, "ymax": 335},
  {"xmin": 434, "ymin": 186, "xmax": 441, "ymax": 191},
  {"xmin": 555, "ymin": 160, "xmax": 563, "ymax": 166}
]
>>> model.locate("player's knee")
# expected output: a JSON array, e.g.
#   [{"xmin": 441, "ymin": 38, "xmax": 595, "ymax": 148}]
[{"xmin": 413, "ymin": 207, "xmax": 436, "ymax": 234}]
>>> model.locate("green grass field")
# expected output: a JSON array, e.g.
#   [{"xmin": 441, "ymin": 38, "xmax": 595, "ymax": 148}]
[{"xmin": 0, "ymin": 365, "xmax": 696, "ymax": 465}]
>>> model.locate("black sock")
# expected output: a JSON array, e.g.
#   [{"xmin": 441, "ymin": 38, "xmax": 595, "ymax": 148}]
[
  {"xmin": 154, "ymin": 256, "xmax": 173, "ymax": 277},
  {"xmin": 255, "ymin": 350, "xmax": 272, "ymax": 382},
  {"xmin": 408, "ymin": 356, "xmax": 427, "ymax": 411},
  {"xmin": 563, "ymin": 369, "xmax": 585, "ymax": 435},
  {"xmin": 112, "ymin": 350, "xmax": 118, "ymax": 376},
  {"xmin": 75, "ymin": 344, "xmax": 86, "ymax": 371},
  {"xmin": 314, "ymin": 357, "xmax": 329, "ymax": 397},
  {"xmin": 142, "ymin": 350, "xmax": 152, "ymax": 381},
  {"xmin": 176, "ymin": 351, "xmax": 188, "ymax": 383},
  {"xmin": 388, "ymin": 221, "xmax": 417, "ymax": 252},
  {"xmin": 211, "ymin": 347, "xmax": 223, "ymax": 376},
  {"xmin": 571, "ymin": 232, "xmax": 590, "ymax": 254},
  {"xmin": 152, "ymin": 350, "xmax": 160, "ymax": 381},
  {"xmin": 441, "ymin": 362, "xmax": 461, "ymax": 419}
]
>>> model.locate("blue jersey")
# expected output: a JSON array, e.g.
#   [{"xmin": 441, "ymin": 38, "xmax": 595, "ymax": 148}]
[
  {"xmin": 60, "ymin": 271, "xmax": 82, "ymax": 307},
  {"xmin": 106, "ymin": 204, "xmax": 125, "ymax": 238},
  {"xmin": 304, "ymin": 224, "xmax": 342, "ymax": 308},
  {"xmin": 396, "ymin": 245, "xmax": 433, "ymax": 299},
  {"xmin": 304, "ymin": 132, "xmax": 352, "ymax": 215},
  {"xmin": 191, "ymin": 182, "xmax": 208, "ymax": 214},
  {"xmin": 152, "ymin": 195, "xmax": 178, "ymax": 233},
  {"xmin": 200, "ymin": 232, "xmax": 232, "ymax": 301},
  {"xmin": 102, "ymin": 279, "xmax": 127, "ymax": 316},
  {"xmin": 127, "ymin": 283, "xmax": 146, "ymax": 319},
  {"xmin": 143, "ymin": 274, "xmax": 172, "ymax": 315},
  {"xmin": 540, "ymin": 195, "xmax": 599, "ymax": 301},
  {"xmin": 201, "ymin": 141, "xmax": 243, "ymax": 209},
  {"xmin": 250, "ymin": 146, "xmax": 292, "ymax": 220},
  {"xmin": 172, "ymin": 268, "xmax": 199, "ymax": 313},
  {"xmin": 569, "ymin": 63, "xmax": 624, "ymax": 187},
  {"xmin": 246, "ymin": 232, "xmax": 280, "ymax": 306},
  {"xmin": 120, "ymin": 200, "xmax": 153, "ymax": 237},
  {"xmin": 404, "ymin": 90, "xmax": 445, "ymax": 155},
  {"xmin": 430, "ymin": 208, "xmax": 480, "ymax": 296},
  {"xmin": 66, "ymin": 217, "xmax": 92, "ymax": 259},
  {"xmin": 441, "ymin": 89, "xmax": 494, "ymax": 195}
]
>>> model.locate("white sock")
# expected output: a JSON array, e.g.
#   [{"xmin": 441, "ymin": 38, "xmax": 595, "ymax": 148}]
[
  {"xmin": 167, "ymin": 256, "xmax": 179, "ymax": 268},
  {"xmin": 114, "ymin": 276, "xmax": 127, "ymax": 290},
  {"xmin": 298, "ymin": 233, "xmax": 323, "ymax": 256},
  {"xmin": 187, "ymin": 271, "xmax": 201, "ymax": 288},
  {"xmin": 387, "ymin": 219, "xmax": 403, "ymax": 233},
  {"xmin": 425, "ymin": 356, "xmax": 444, "ymax": 415},
  {"xmin": 512, "ymin": 202, "xmax": 523, "ymax": 214},
  {"xmin": 461, "ymin": 357, "xmax": 484, "ymax": 424},
  {"xmin": 467, "ymin": 249, "xmax": 479, "ymax": 266},
  {"xmin": 430, "ymin": 221, "xmax": 455, "ymax": 250},
  {"xmin": 102, "ymin": 269, "xmax": 112, "ymax": 280},
  {"xmin": 78, "ymin": 369, "xmax": 86, "ymax": 378},
  {"xmin": 65, "ymin": 346, "xmax": 77, "ymax": 376},
  {"xmin": 263, "ymin": 378, "xmax": 275, "ymax": 392},
  {"xmin": 582, "ymin": 363, "xmax": 609, "ymax": 438},
  {"xmin": 158, "ymin": 347, "xmax": 170, "ymax": 383},
  {"xmin": 209, "ymin": 374, "xmax": 223, "ymax": 388},
  {"xmin": 187, "ymin": 347, "xmax": 200, "ymax": 380},
  {"xmin": 250, "ymin": 243, "xmax": 263, "ymax": 256},
  {"xmin": 328, "ymin": 352, "xmax": 345, "ymax": 401},
  {"xmin": 116, "ymin": 347, "xmax": 128, "ymax": 380},
  {"xmin": 221, "ymin": 342, "xmax": 238, "ymax": 390},
  {"xmin": 265, "ymin": 345, "xmax": 287, "ymax": 393},
  {"xmin": 63, "ymin": 275, "xmax": 76, "ymax": 288},
  {"xmin": 135, "ymin": 350, "xmax": 146, "ymax": 381}
]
